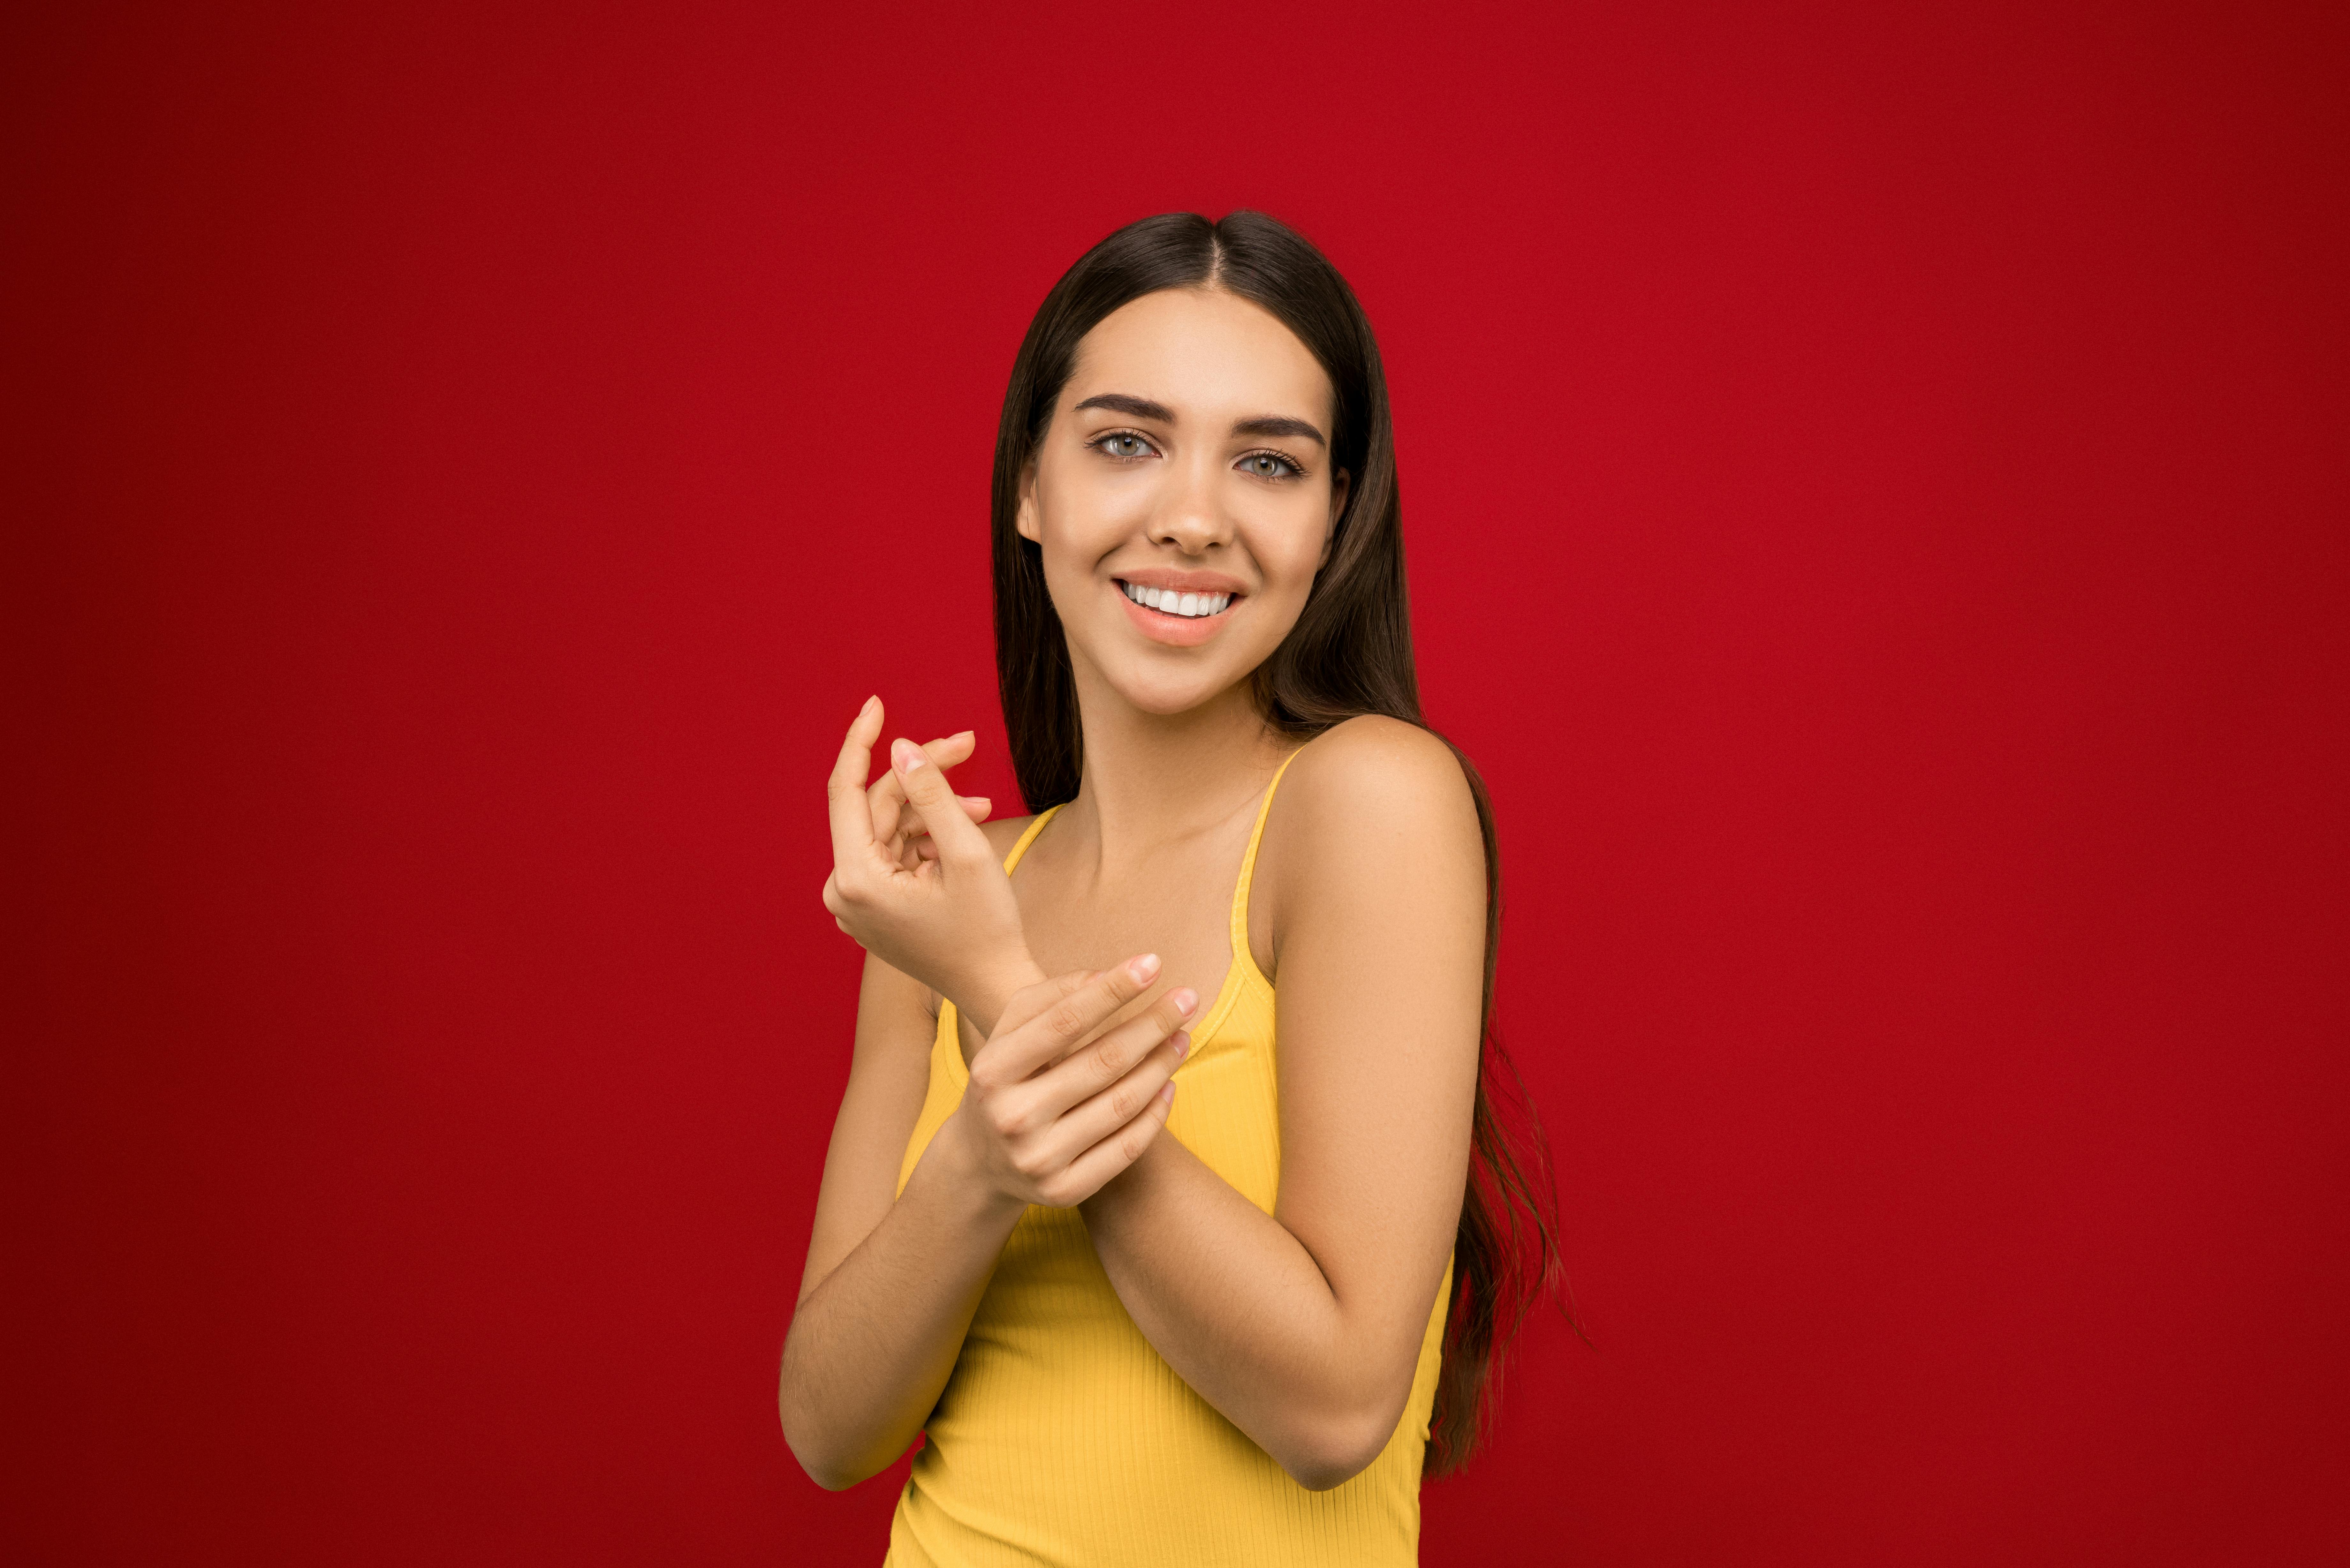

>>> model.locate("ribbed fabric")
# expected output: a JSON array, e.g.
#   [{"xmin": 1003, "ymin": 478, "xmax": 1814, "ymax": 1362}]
[{"xmin": 886, "ymin": 754, "xmax": 1452, "ymax": 1567}]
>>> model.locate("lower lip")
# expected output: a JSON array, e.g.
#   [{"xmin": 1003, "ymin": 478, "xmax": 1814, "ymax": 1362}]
[{"xmin": 1115, "ymin": 584, "xmax": 1240, "ymax": 647}]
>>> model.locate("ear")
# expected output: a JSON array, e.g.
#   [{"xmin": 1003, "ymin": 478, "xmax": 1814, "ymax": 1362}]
[
  {"xmin": 1015, "ymin": 457, "xmax": 1042, "ymax": 544},
  {"xmin": 1319, "ymin": 468, "xmax": 1351, "ymax": 568}
]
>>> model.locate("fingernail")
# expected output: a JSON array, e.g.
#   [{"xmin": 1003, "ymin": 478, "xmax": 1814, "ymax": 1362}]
[
  {"xmin": 896, "ymin": 741, "xmax": 926, "ymax": 773},
  {"xmin": 1128, "ymin": 954, "xmax": 1161, "ymax": 984},
  {"xmin": 862, "ymin": 695, "xmax": 879, "ymax": 713},
  {"xmin": 1157, "ymin": 1081, "xmax": 1176, "ymax": 1106},
  {"xmin": 1171, "ymin": 1030, "xmax": 1191, "ymax": 1060},
  {"xmin": 1170, "ymin": 988, "xmax": 1198, "ymax": 1019}
]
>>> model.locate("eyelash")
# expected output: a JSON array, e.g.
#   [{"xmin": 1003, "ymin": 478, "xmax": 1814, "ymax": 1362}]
[
  {"xmin": 1236, "ymin": 449, "xmax": 1306, "ymax": 481},
  {"xmin": 1088, "ymin": 430, "xmax": 1159, "ymax": 462},
  {"xmin": 1084, "ymin": 429, "xmax": 1309, "ymax": 481}
]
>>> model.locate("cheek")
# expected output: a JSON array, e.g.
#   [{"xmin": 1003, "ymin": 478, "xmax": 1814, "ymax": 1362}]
[
  {"xmin": 1035, "ymin": 463, "xmax": 1148, "ymax": 568},
  {"xmin": 1243, "ymin": 501, "xmax": 1333, "ymax": 597}
]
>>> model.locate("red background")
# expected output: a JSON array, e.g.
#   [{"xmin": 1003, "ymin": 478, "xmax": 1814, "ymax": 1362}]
[{"xmin": 9, "ymin": 2, "xmax": 2346, "ymax": 1562}]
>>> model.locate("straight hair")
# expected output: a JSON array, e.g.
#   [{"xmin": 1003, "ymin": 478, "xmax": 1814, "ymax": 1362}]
[{"xmin": 989, "ymin": 210, "xmax": 1563, "ymax": 1474}]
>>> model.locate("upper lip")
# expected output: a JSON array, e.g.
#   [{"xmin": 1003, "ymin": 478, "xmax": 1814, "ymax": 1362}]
[{"xmin": 1114, "ymin": 569, "xmax": 1247, "ymax": 596}]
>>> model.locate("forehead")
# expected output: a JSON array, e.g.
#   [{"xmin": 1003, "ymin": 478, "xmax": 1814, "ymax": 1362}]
[{"xmin": 1066, "ymin": 288, "xmax": 1333, "ymax": 425}]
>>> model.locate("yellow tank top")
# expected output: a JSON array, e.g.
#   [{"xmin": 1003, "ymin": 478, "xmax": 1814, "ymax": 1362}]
[{"xmin": 887, "ymin": 752, "xmax": 1452, "ymax": 1567}]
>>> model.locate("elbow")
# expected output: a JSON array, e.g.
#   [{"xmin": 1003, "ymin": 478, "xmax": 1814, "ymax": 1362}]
[
  {"xmin": 1273, "ymin": 1404, "xmax": 1402, "ymax": 1494},
  {"xmin": 778, "ymin": 1378, "xmax": 886, "ymax": 1493},
  {"xmin": 794, "ymin": 1454, "xmax": 870, "ymax": 1494},
  {"xmin": 781, "ymin": 1419, "xmax": 882, "ymax": 1493}
]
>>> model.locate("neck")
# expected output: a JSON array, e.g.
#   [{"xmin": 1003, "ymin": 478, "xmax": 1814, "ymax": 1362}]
[{"xmin": 1055, "ymin": 663, "xmax": 1293, "ymax": 867}]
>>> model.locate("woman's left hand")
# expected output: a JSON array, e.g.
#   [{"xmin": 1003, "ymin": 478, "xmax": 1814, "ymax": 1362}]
[
  {"xmin": 864, "ymin": 726, "xmax": 994, "ymax": 870},
  {"xmin": 823, "ymin": 696, "xmax": 1042, "ymax": 1019}
]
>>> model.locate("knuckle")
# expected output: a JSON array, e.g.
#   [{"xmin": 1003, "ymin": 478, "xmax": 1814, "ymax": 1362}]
[
  {"xmin": 1045, "ymin": 1000, "xmax": 1089, "ymax": 1041},
  {"xmin": 1089, "ymin": 1043, "xmax": 1128, "ymax": 1087}
]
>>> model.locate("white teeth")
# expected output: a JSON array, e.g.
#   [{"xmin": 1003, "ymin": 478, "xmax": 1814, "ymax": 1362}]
[{"xmin": 1121, "ymin": 582, "xmax": 1232, "ymax": 617}]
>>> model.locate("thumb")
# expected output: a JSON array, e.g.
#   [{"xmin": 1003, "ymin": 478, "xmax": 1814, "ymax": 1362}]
[{"xmin": 891, "ymin": 738, "xmax": 994, "ymax": 867}]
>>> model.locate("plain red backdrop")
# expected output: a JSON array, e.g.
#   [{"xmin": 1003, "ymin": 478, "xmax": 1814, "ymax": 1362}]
[{"xmin": 7, "ymin": 1, "xmax": 2346, "ymax": 1562}]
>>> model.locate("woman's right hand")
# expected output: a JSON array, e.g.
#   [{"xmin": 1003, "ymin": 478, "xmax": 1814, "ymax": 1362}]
[
  {"xmin": 947, "ymin": 955, "xmax": 1197, "ymax": 1211},
  {"xmin": 824, "ymin": 696, "xmax": 1035, "ymax": 1019}
]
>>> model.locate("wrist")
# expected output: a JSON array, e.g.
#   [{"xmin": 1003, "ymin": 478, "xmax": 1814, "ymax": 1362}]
[
  {"xmin": 1080, "ymin": 1132, "xmax": 1168, "ymax": 1224},
  {"xmin": 952, "ymin": 950, "xmax": 1047, "ymax": 1038},
  {"xmin": 923, "ymin": 1106, "xmax": 1031, "ymax": 1229}
]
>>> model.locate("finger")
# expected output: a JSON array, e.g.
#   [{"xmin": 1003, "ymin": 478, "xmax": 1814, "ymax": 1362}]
[
  {"xmin": 875, "ymin": 737, "xmax": 984, "ymax": 849},
  {"xmin": 976, "ymin": 956, "xmax": 1158, "ymax": 1085},
  {"xmin": 1040, "ymin": 1080, "xmax": 1176, "ymax": 1208},
  {"xmin": 909, "ymin": 796, "xmax": 991, "ymax": 863},
  {"xmin": 1034, "ymin": 1030, "xmax": 1186, "ymax": 1169},
  {"xmin": 891, "ymin": 736, "xmax": 997, "ymax": 870},
  {"xmin": 826, "ymin": 697, "xmax": 886, "ymax": 864},
  {"xmin": 923, "ymin": 730, "xmax": 978, "ymax": 770},
  {"xmin": 1024, "ymin": 986, "xmax": 1197, "ymax": 1118},
  {"xmin": 990, "ymin": 967, "xmax": 1100, "ymax": 1038},
  {"xmin": 868, "ymin": 769, "xmax": 907, "ymax": 848}
]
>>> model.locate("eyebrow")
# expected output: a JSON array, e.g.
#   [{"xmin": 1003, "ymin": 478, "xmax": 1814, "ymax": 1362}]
[
  {"xmin": 1074, "ymin": 393, "xmax": 1328, "ymax": 449},
  {"xmin": 1231, "ymin": 414, "xmax": 1326, "ymax": 448},
  {"xmin": 1073, "ymin": 393, "xmax": 1176, "ymax": 423}
]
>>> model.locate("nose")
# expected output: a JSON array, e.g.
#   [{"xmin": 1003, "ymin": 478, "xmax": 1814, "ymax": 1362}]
[{"xmin": 1148, "ymin": 452, "xmax": 1233, "ymax": 556}]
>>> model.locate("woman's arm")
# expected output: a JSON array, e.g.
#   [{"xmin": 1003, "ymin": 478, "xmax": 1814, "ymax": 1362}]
[
  {"xmin": 779, "ymin": 955, "xmax": 1194, "ymax": 1487},
  {"xmin": 1080, "ymin": 717, "xmax": 1488, "ymax": 1490},
  {"xmin": 782, "ymin": 705, "xmax": 1199, "ymax": 1487},
  {"xmin": 777, "ymin": 952, "xmax": 1000, "ymax": 1489}
]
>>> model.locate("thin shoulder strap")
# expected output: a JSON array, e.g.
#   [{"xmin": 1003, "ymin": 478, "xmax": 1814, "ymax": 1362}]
[
  {"xmin": 1002, "ymin": 804, "xmax": 1061, "ymax": 875},
  {"xmin": 1229, "ymin": 748, "xmax": 1305, "ymax": 948}
]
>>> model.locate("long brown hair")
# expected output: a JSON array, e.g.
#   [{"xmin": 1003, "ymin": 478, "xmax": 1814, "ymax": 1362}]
[{"xmin": 989, "ymin": 210, "xmax": 1563, "ymax": 1474}]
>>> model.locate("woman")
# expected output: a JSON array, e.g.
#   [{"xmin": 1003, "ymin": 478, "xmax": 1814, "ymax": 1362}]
[{"xmin": 780, "ymin": 211, "xmax": 1556, "ymax": 1566}]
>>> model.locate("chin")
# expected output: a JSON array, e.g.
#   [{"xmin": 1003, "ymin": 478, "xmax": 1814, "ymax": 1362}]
[{"xmin": 1102, "ymin": 662, "xmax": 1247, "ymax": 719}]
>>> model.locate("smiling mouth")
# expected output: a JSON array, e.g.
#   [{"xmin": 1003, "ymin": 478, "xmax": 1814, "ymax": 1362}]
[{"xmin": 1118, "ymin": 580, "xmax": 1236, "ymax": 618}]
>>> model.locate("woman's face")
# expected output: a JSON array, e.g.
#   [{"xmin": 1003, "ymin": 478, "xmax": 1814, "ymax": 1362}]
[{"xmin": 1019, "ymin": 287, "xmax": 1349, "ymax": 718}]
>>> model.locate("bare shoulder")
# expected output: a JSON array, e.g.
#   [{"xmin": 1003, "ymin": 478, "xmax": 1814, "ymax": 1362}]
[
  {"xmin": 1275, "ymin": 715, "xmax": 1480, "ymax": 844},
  {"xmin": 1257, "ymin": 717, "xmax": 1485, "ymax": 962}
]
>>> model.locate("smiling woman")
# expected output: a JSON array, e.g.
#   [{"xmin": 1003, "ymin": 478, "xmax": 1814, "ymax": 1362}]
[{"xmin": 781, "ymin": 212, "xmax": 1559, "ymax": 1568}]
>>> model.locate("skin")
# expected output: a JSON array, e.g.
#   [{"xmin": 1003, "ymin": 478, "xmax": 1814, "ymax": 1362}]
[{"xmin": 779, "ymin": 286, "xmax": 1488, "ymax": 1494}]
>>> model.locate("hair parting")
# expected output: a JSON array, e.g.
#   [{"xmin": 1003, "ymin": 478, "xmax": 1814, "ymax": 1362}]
[{"xmin": 989, "ymin": 209, "xmax": 1570, "ymax": 1473}]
